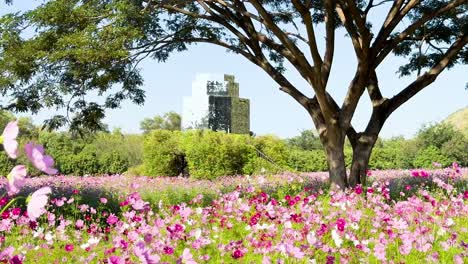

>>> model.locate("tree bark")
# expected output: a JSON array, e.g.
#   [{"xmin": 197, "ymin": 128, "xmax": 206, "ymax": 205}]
[
  {"xmin": 325, "ymin": 144, "xmax": 348, "ymax": 189},
  {"xmin": 348, "ymin": 142, "xmax": 373, "ymax": 187},
  {"xmin": 322, "ymin": 126, "xmax": 348, "ymax": 189}
]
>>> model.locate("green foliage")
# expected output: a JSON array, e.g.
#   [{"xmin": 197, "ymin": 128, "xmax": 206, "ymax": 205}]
[
  {"xmin": 369, "ymin": 147, "xmax": 406, "ymax": 170},
  {"xmin": 244, "ymin": 135, "xmax": 290, "ymax": 175},
  {"xmin": 0, "ymin": 0, "xmax": 146, "ymax": 131},
  {"xmin": 140, "ymin": 111, "xmax": 181, "ymax": 134},
  {"xmin": 287, "ymin": 149, "xmax": 328, "ymax": 172},
  {"xmin": 91, "ymin": 131, "xmax": 143, "ymax": 168},
  {"xmin": 73, "ymin": 145, "xmax": 101, "ymax": 175},
  {"xmin": 143, "ymin": 130, "xmax": 184, "ymax": 177},
  {"xmin": 441, "ymin": 132, "xmax": 468, "ymax": 166},
  {"xmin": 0, "ymin": 152, "xmax": 16, "ymax": 176},
  {"xmin": 413, "ymin": 145, "xmax": 451, "ymax": 168},
  {"xmin": 286, "ymin": 130, "xmax": 322, "ymax": 151},
  {"xmin": 415, "ymin": 123, "xmax": 468, "ymax": 166},
  {"xmin": 142, "ymin": 130, "xmax": 291, "ymax": 179},
  {"xmin": 37, "ymin": 130, "xmax": 142, "ymax": 175},
  {"xmin": 98, "ymin": 151, "xmax": 129, "ymax": 174},
  {"xmin": 182, "ymin": 130, "xmax": 255, "ymax": 179},
  {"xmin": 416, "ymin": 123, "xmax": 460, "ymax": 149}
]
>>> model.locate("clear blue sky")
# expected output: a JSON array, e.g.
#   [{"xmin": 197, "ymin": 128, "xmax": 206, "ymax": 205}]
[{"xmin": 1, "ymin": 2, "xmax": 467, "ymax": 138}]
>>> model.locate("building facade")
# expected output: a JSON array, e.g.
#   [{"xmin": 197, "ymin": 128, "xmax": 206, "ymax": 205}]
[{"xmin": 182, "ymin": 74, "xmax": 250, "ymax": 134}]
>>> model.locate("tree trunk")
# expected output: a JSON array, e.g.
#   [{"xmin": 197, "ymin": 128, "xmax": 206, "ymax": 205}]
[
  {"xmin": 348, "ymin": 132, "xmax": 379, "ymax": 187},
  {"xmin": 348, "ymin": 144, "xmax": 372, "ymax": 187},
  {"xmin": 325, "ymin": 144, "xmax": 348, "ymax": 189},
  {"xmin": 323, "ymin": 127, "xmax": 348, "ymax": 189}
]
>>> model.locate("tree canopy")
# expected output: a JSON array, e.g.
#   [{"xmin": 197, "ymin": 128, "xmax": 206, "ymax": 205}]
[
  {"xmin": 1, "ymin": 0, "xmax": 466, "ymax": 188},
  {"xmin": 140, "ymin": 111, "xmax": 181, "ymax": 133}
]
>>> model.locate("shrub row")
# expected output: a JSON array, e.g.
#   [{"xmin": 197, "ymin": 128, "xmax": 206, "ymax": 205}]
[
  {"xmin": 142, "ymin": 130, "xmax": 291, "ymax": 179},
  {"xmin": 0, "ymin": 131, "xmax": 144, "ymax": 177},
  {"xmin": 37, "ymin": 132, "xmax": 143, "ymax": 176}
]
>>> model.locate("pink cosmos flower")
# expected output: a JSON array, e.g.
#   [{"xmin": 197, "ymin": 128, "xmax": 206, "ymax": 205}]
[
  {"xmin": 336, "ymin": 218, "xmax": 346, "ymax": 232},
  {"xmin": 6, "ymin": 165, "xmax": 27, "ymax": 196},
  {"xmin": 27, "ymin": 187, "xmax": 52, "ymax": 220},
  {"xmin": 133, "ymin": 241, "xmax": 160, "ymax": 264},
  {"xmin": 0, "ymin": 247, "xmax": 14, "ymax": 261},
  {"xmin": 108, "ymin": 256, "xmax": 125, "ymax": 264},
  {"xmin": 75, "ymin": 219, "xmax": 84, "ymax": 229},
  {"xmin": 100, "ymin": 197, "xmax": 108, "ymax": 204},
  {"xmin": 1, "ymin": 121, "xmax": 19, "ymax": 159},
  {"xmin": 107, "ymin": 214, "xmax": 119, "ymax": 225},
  {"xmin": 24, "ymin": 142, "xmax": 58, "ymax": 175}
]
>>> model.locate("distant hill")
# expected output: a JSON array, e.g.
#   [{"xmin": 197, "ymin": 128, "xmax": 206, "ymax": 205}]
[{"xmin": 443, "ymin": 107, "xmax": 468, "ymax": 135}]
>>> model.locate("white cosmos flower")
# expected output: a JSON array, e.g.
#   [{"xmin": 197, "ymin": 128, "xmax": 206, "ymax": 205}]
[
  {"xmin": 80, "ymin": 243, "xmax": 89, "ymax": 250},
  {"xmin": 88, "ymin": 236, "xmax": 100, "ymax": 245},
  {"xmin": 331, "ymin": 229, "xmax": 343, "ymax": 248},
  {"xmin": 193, "ymin": 228, "xmax": 202, "ymax": 239},
  {"xmin": 33, "ymin": 227, "xmax": 44, "ymax": 238}
]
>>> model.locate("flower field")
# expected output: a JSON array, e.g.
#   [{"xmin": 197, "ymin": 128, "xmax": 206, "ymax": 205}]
[
  {"xmin": 0, "ymin": 166, "xmax": 467, "ymax": 263},
  {"xmin": 0, "ymin": 120, "xmax": 467, "ymax": 263}
]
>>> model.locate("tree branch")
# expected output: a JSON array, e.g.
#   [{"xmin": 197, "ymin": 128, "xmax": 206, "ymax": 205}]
[
  {"xmin": 367, "ymin": 69, "xmax": 385, "ymax": 107},
  {"xmin": 291, "ymin": 0, "xmax": 324, "ymax": 76},
  {"xmin": 335, "ymin": 4, "xmax": 363, "ymax": 59},
  {"xmin": 322, "ymin": 0, "xmax": 336, "ymax": 87},
  {"xmin": 386, "ymin": 34, "xmax": 468, "ymax": 115},
  {"xmin": 373, "ymin": 0, "xmax": 466, "ymax": 66},
  {"xmin": 372, "ymin": 0, "xmax": 418, "ymax": 54}
]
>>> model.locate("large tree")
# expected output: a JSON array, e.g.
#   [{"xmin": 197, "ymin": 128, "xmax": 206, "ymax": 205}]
[{"xmin": 1, "ymin": 0, "xmax": 467, "ymax": 188}]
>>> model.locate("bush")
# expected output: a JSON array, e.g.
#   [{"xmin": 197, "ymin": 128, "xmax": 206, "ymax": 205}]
[
  {"xmin": 72, "ymin": 145, "xmax": 101, "ymax": 175},
  {"xmin": 286, "ymin": 130, "xmax": 322, "ymax": 151},
  {"xmin": 37, "ymin": 131, "xmax": 140, "ymax": 175},
  {"xmin": 0, "ymin": 152, "xmax": 16, "ymax": 176},
  {"xmin": 441, "ymin": 133, "xmax": 468, "ymax": 166},
  {"xmin": 98, "ymin": 151, "xmax": 129, "ymax": 174},
  {"xmin": 182, "ymin": 130, "xmax": 255, "ymax": 179},
  {"xmin": 38, "ymin": 132, "xmax": 82, "ymax": 175},
  {"xmin": 413, "ymin": 145, "xmax": 451, "ymax": 168},
  {"xmin": 143, "ymin": 130, "xmax": 184, "ymax": 176},
  {"xmin": 369, "ymin": 147, "xmax": 406, "ymax": 170},
  {"xmin": 287, "ymin": 149, "xmax": 328, "ymax": 172},
  {"xmin": 92, "ymin": 132, "xmax": 143, "ymax": 168},
  {"xmin": 244, "ymin": 135, "xmax": 290, "ymax": 174}
]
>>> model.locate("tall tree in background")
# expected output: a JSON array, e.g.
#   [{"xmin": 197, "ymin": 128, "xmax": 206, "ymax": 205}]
[
  {"xmin": 140, "ymin": 111, "xmax": 181, "ymax": 133},
  {"xmin": 1, "ymin": 1, "xmax": 467, "ymax": 188}
]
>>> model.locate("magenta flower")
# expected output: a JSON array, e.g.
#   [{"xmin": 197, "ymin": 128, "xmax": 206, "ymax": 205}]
[
  {"xmin": 24, "ymin": 142, "xmax": 57, "ymax": 175},
  {"xmin": 106, "ymin": 214, "xmax": 119, "ymax": 225},
  {"xmin": 336, "ymin": 218, "xmax": 346, "ymax": 232},
  {"xmin": 64, "ymin": 244, "xmax": 74, "ymax": 252},
  {"xmin": 6, "ymin": 165, "xmax": 27, "ymax": 195},
  {"xmin": 355, "ymin": 185, "xmax": 363, "ymax": 195},
  {"xmin": 108, "ymin": 256, "xmax": 125, "ymax": 264},
  {"xmin": 232, "ymin": 249, "xmax": 244, "ymax": 259},
  {"xmin": 1, "ymin": 121, "xmax": 19, "ymax": 159},
  {"xmin": 27, "ymin": 187, "xmax": 52, "ymax": 220}
]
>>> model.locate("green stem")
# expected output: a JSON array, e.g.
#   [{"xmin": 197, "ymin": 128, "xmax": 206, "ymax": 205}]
[{"xmin": 0, "ymin": 196, "xmax": 26, "ymax": 214}]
